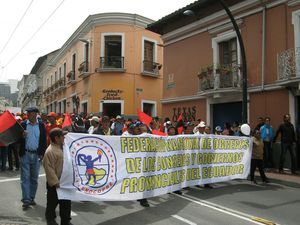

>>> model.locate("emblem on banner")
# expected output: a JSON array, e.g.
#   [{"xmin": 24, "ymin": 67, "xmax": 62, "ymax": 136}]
[{"xmin": 70, "ymin": 136, "xmax": 117, "ymax": 195}]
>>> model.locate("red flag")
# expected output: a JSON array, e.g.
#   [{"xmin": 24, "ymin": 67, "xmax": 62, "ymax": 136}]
[
  {"xmin": 177, "ymin": 113, "xmax": 184, "ymax": 134},
  {"xmin": 0, "ymin": 111, "xmax": 24, "ymax": 145},
  {"xmin": 152, "ymin": 130, "xmax": 167, "ymax": 136},
  {"xmin": 137, "ymin": 109, "xmax": 152, "ymax": 126},
  {"xmin": 62, "ymin": 113, "xmax": 72, "ymax": 128},
  {"xmin": 177, "ymin": 127, "xmax": 183, "ymax": 134},
  {"xmin": 177, "ymin": 113, "xmax": 183, "ymax": 122}
]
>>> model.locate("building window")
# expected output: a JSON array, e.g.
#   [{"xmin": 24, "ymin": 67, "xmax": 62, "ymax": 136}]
[
  {"xmin": 101, "ymin": 33, "xmax": 124, "ymax": 69},
  {"xmin": 141, "ymin": 100, "xmax": 156, "ymax": 117},
  {"xmin": 63, "ymin": 99, "xmax": 66, "ymax": 113},
  {"xmin": 54, "ymin": 71, "xmax": 57, "ymax": 83},
  {"xmin": 142, "ymin": 37, "xmax": 159, "ymax": 75},
  {"xmin": 59, "ymin": 67, "xmax": 62, "ymax": 79},
  {"xmin": 63, "ymin": 63, "xmax": 66, "ymax": 77},
  {"xmin": 84, "ymin": 43, "xmax": 89, "ymax": 72},
  {"xmin": 72, "ymin": 53, "xmax": 76, "ymax": 80},
  {"xmin": 219, "ymin": 38, "xmax": 237, "ymax": 66},
  {"xmin": 82, "ymin": 102, "xmax": 88, "ymax": 114},
  {"xmin": 212, "ymin": 30, "xmax": 240, "ymax": 67}
]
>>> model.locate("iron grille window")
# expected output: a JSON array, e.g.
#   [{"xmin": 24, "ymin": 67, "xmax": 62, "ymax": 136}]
[
  {"xmin": 104, "ymin": 35, "xmax": 122, "ymax": 68},
  {"xmin": 144, "ymin": 40, "xmax": 155, "ymax": 72}
]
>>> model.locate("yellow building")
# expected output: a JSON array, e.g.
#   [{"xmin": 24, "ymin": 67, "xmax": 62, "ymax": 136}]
[{"xmin": 42, "ymin": 13, "xmax": 163, "ymax": 118}]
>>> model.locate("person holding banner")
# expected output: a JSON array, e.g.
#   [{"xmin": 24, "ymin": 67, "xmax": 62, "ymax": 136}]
[
  {"xmin": 134, "ymin": 122, "xmax": 150, "ymax": 207},
  {"xmin": 94, "ymin": 116, "xmax": 112, "ymax": 135},
  {"xmin": 43, "ymin": 128, "xmax": 72, "ymax": 225},
  {"xmin": 250, "ymin": 129, "xmax": 269, "ymax": 184}
]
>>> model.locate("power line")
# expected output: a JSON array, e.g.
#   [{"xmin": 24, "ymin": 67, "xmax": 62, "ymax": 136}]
[
  {"xmin": 0, "ymin": 0, "xmax": 35, "ymax": 56},
  {"xmin": 3, "ymin": 0, "xmax": 66, "ymax": 69}
]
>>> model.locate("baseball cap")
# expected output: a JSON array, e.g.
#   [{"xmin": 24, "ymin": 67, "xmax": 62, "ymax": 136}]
[
  {"xmin": 89, "ymin": 116, "xmax": 100, "ymax": 123},
  {"xmin": 198, "ymin": 121, "xmax": 206, "ymax": 128},
  {"xmin": 215, "ymin": 126, "xmax": 223, "ymax": 132},
  {"xmin": 47, "ymin": 112, "xmax": 57, "ymax": 117}
]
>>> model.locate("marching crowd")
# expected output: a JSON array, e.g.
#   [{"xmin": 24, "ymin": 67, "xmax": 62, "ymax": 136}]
[{"xmin": 0, "ymin": 107, "xmax": 299, "ymax": 225}]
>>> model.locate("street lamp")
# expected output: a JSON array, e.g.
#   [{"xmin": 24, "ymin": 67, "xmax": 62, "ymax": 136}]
[{"xmin": 184, "ymin": 0, "xmax": 248, "ymax": 123}]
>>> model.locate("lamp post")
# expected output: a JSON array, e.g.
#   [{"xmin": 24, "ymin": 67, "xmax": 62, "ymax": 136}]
[{"xmin": 185, "ymin": 0, "xmax": 248, "ymax": 123}]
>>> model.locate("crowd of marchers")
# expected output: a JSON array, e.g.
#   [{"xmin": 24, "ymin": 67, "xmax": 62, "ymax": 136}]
[{"xmin": 0, "ymin": 107, "xmax": 298, "ymax": 225}]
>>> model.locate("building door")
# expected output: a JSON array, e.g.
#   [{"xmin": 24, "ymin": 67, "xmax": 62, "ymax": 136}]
[
  {"xmin": 100, "ymin": 100, "xmax": 124, "ymax": 118},
  {"xmin": 212, "ymin": 102, "xmax": 242, "ymax": 129}
]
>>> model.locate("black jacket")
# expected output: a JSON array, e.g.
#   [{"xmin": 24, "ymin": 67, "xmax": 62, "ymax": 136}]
[{"xmin": 274, "ymin": 122, "xmax": 296, "ymax": 144}]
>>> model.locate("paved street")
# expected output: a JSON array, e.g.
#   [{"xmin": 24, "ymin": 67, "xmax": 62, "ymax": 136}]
[{"xmin": 0, "ymin": 168, "xmax": 299, "ymax": 225}]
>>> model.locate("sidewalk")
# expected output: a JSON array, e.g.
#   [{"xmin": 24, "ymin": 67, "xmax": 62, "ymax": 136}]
[{"xmin": 259, "ymin": 169, "xmax": 300, "ymax": 188}]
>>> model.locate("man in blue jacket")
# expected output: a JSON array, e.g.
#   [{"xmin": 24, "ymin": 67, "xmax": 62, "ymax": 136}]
[{"xmin": 20, "ymin": 107, "xmax": 47, "ymax": 210}]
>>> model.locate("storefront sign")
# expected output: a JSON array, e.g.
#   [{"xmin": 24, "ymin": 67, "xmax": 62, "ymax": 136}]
[
  {"xmin": 172, "ymin": 106, "xmax": 196, "ymax": 122},
  {"xmin": 102, "ymin": 89, "xmax": 123, "ymax": 100}
]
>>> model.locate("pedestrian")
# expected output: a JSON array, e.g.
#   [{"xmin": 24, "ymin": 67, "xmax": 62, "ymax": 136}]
[
  {"xmin": 168, "ymin": 126, "xmax": 183, "ymax": 195},
  {"xmin": 19, "ymin": 107, "xmax": 47, "ymax": 210},
  {"xmin": 46, "ymin": 112, "xmax": 62, "ymax": 146},
  {"xmin": 88, "ymin": 116, "xmax": 100, "ymax": 134},
  {"xmin": 255, "ymin": 116, "xmax": 265, "ymax": 131},
  {"xmin": 204, "ymin": 125, "xmax": 212, "ymax": 134},
  {"xmin": 134, "ymin": 122, "xmax": 150, "ymax": 207},
  {"xmin": 183, "ymin": 122, "xmax": 194, "ymax": 134},
  {"xmin": 193, "ymin": 121, "xmax": 206, "ymax": 135},
  {"xmin": 273, "ymin": 114, "xmax": 297, "ymax": 174},
  {"xmin": 94, "ymin": 116, "xmax": 112, "ymax": 135},
  {"xmin": 43, "ymin": 128, "xmax": 72, "ymax": 225},
  {"xmin": 193, "ymin": 121, "xmax": 213, "ymax": 188},
  {"xmin": 250, "ymin": 129, "xmax": 269, "ymax": 184},
  {"xmin": 8, "ymin": 142, "xmax": 20, "ymax": 171},
  {"xmin": 260, "ymin": 117, "xmax": 274, "ymax": 169},
  {"xmin": 8, "ymin": 115, "xmax": 22, "ymax": 171},
  {"xmin": 215, "ymin": 126, "xmax": 223, "ymax": 135},
  {"xmin": 111, "ymin": 115, "xmax": 124, "ymax": 135},
  {"xmin": 0, "ymin": 142, "xmax": 8, "ymax": 171}
]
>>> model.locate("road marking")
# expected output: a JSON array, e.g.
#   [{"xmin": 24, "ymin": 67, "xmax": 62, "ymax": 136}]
[
  {"xmin": 172, "ymin": 215, "xmax": 197, "ymax": 225},
  {"xmin": 0, "ymin": 174, "xmax": 45, "ymax": 183},
  {"xmin": 0, "ymin": 174, "xmax": 79, "ymax": 217},
  {"xmin": 173, "ymin": 193, "xmax": 280, "ymax": 225}
]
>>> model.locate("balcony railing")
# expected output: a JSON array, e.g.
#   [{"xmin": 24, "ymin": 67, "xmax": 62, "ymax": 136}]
[
  {"xmin": 100, "ymin": 56, "xmax": 124, "ymax": 69},
  {"xmin": 277, "ymin": 48, "xmax": 300, "ymax": 80},
  {"xmin": 66, "ymin": 71, "xmax": 76, "ymax": 84},
  {"xmin": 142, "ymin": 60, "xmax": 162, "ymax": 76},
  {"xmin": 78, "ymin": 61, "xmax": 89, "ymax": 72},
  {"xmin": 198, "ymin": 64, "xmax": 242, "ymax": 92}
]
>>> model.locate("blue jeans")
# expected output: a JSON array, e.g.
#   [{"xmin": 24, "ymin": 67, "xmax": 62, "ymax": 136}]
[{"xmin": 20, "ymin": 152, "xmax": 40, "ymax": 203}]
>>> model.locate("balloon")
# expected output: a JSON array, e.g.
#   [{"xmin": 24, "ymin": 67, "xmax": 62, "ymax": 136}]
[{"xmin": 241, "ymin": 124, "xmax": 251, "ymax": 136}]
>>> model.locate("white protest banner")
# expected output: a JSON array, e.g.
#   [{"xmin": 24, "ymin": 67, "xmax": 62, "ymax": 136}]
[{"xmin": 57, "ymin": 133, "xmax": 252, "ymax": 201}]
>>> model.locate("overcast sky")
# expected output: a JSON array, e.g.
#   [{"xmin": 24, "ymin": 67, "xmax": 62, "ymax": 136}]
[{"xmin": 0, "ymin": 0, "xmax": 195, "ymax": 83}]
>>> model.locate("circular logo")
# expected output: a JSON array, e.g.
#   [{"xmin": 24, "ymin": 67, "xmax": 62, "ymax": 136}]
[{"xmin": 69, "ymin": 136, "xmax": 117, "ymax": 195}]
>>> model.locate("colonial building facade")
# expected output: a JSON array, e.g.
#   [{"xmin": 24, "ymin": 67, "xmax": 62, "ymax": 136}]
[
  {"xmin": 148, "ymin": 0, "xmax": 300, "ymax": 129},
  {"xmin": 40, "ymin": 13, "xmax": 163, "ymax": 118}
]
